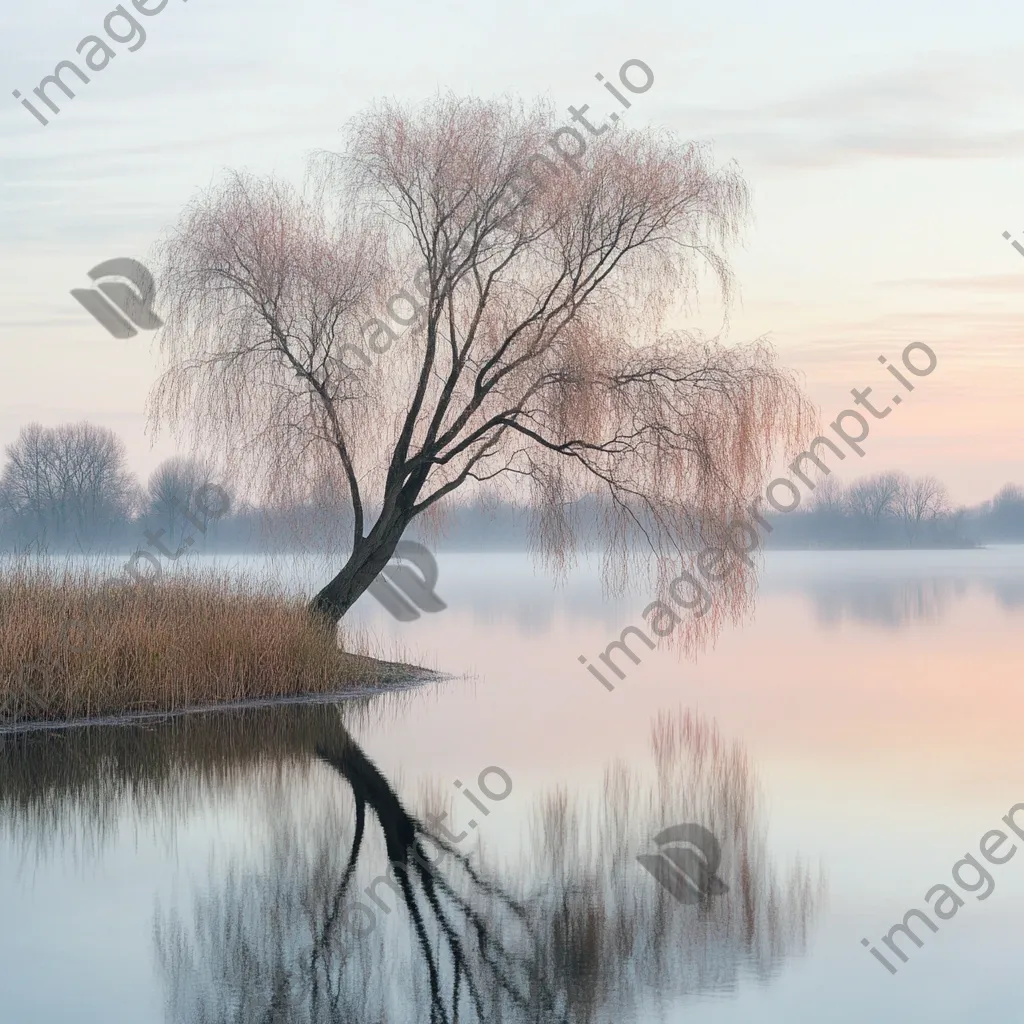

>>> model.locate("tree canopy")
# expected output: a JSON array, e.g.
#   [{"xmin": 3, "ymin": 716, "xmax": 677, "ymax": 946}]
[{"xmin": 150, "ymin": 94, "xmax": 812, "ymax": 627}]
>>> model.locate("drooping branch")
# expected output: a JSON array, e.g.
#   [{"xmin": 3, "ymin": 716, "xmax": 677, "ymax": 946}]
[{"xmin": 150, "ymin": 95, "xmax": 815, "ymax": 626}]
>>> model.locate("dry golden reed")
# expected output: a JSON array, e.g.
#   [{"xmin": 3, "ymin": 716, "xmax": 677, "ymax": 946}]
[{"xmin": 0, "ymin": 560, "xmax": 411, "ymax": 725}]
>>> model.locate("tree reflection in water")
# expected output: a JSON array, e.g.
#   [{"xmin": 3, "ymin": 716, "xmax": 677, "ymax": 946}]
[{"xmin": 152, "ymin": 706, "xmax": 825, "ymax": 1023}]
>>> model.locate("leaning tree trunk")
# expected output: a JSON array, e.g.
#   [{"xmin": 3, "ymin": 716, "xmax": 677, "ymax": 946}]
[{"xmin": 307, "ymin": 516, "xmax": 410, "ymax": 626}]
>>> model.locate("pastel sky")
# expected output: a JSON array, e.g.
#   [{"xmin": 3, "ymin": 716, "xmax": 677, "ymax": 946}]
[{"xmin": 1, "ymin": 0, "xmax": 1021, "ymax": 503}]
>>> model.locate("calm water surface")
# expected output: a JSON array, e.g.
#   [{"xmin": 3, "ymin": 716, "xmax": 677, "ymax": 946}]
[{"xmin": 2, "ymin": 548, "xmax": 1022, "ymax": 1022}]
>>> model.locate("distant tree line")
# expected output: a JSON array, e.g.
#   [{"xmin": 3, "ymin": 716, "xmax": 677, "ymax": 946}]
[
  {"xmin": 766, "ymin": 471, "xmax": 962, "ymax": 548},
  {"xmin": 1, "ymin": 423, "xmax": 1022, "ymax": 553},
  {"xmin": 0, "ymin": 422, "xmax": 353, "ymax": 556},
  {"xmin": 764, "ymin": 471, "xmax": 1024, "ymax": 548},
  {"xmin": 0, "ymin": 423, "xmax": 138, "ymax": 551}
]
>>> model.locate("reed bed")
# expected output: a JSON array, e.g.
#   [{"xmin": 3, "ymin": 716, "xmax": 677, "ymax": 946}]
[{"xmin": 0, "ymin": 561, "xmax": 421, "ymax": 725}]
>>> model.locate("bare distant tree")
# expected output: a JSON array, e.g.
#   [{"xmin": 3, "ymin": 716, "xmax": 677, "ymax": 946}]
[
  {"xmin": 895, "ymin": 474, "xmax": 951, "ymax": 543},
  {"xmin": 0, "ymin": 422, "xmax": 135, "ymax": 546},
  {"xmin": 0, "ymin": 423, "xmax": 53, "ymax": 546},
  {"xmin": 146, "ymin": 456, "xmax": 217, "ymax": 547},
  {"xmin": 53, "ymin": 423, "xmax": 136, "ymax": 537},
  {"xmin": 809, "ymin": 473, "xmax": 846, "ymax": 514},
  {"xmin": 987, "ymin": 483, "xmax": 1024, "ymax": 537},
  {"xmin": 151, "ymin": 94, "xmax": 813, "ymax": 629},
  {"xmin": 993, "ymin": 483, "xmax": 1024, "ymax": 506},
  {"xmin": 846, "ymin": 471, "xmax": 905, "ymax": 522},
  {"xmin": 124, "ymin": 476, "xmax": 147, "ymax": 521}
]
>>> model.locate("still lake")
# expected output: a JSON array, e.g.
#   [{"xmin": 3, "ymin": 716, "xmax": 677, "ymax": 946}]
[{"xmin": 1, "ymin": 547, "xmax": 1022, "ymax": 1023}]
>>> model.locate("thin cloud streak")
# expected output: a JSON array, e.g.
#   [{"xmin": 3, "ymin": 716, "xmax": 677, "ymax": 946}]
[
  {"xmin": 659, "ymin": 51, "xmax": 1024, "ymax": 168},
  {"xmin": 876, "ymin": 274, "xmax": 1024, "ymax": 292}
]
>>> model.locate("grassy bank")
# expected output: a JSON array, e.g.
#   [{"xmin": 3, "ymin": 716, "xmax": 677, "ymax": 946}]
[{"xmin": 0, "ymin": 562, "xmax": 428, "ymax": 726}]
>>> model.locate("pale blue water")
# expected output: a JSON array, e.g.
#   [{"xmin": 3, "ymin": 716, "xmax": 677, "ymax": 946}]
[{"xmin": 1, "ymin": 548, "xmax": 1022, "ymax": 1022}]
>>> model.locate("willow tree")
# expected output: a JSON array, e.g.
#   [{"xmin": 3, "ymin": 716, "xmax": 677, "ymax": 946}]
[{"xmin": 150, "ymin": 94, "xmax": 812, "ymax": 628}]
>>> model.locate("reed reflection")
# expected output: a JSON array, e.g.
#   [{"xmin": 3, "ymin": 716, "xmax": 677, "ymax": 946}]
[
  {"xmin": 0, "ymin": 693, "xmax": 417, "ymax": 857},
  {"xmin": 151, "ymin": 706, "xmax": 825, "ymax": 1023}
]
